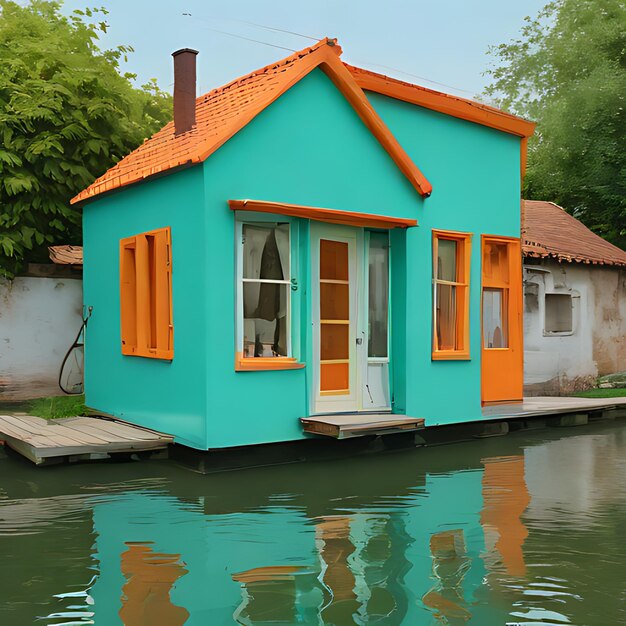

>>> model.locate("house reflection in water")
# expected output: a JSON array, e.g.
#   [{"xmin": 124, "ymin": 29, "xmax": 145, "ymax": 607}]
[
  {"xmin": 119, "ymin": 542, "xmax": 189, "ymax": 626},
  {"xmin": 481, "ymin": 456, "xmax": 530, "ymax": 578},
  {"xmin": 88, "ymin": 453, "xmax": 531, "ymax": 625},
  {"xmin": 422, "ymin": 530, "xmax": 472, "ymax": 623}
]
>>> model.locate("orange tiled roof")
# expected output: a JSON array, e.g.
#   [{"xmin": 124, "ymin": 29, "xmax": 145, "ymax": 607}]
[
  {"xmin": 522, "ymin": 200, "xmax": 626, "ymax": 267},
  {"xmin": 72, "ymin": 38, "xmax": 433, "ymax": 205}
]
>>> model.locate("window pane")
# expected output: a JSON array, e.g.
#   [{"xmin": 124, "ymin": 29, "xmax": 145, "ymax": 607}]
[
  {"xmin": 321, "ymin": 323, "xmax": 349, "ymax": 360},
  {"xmin": 320, "ymin": 240, "xmax": 349, "ymax": 281},
  {"xmin": 545, "ymin": 293, "xmax": 572, "ymax": 333},
  {"xmin": 243, "ymin": 282, "xmax": 288, "ymax": 357},
  {"xmin": 320, "ymin": 282, "xmax": 349, "ymax": 320},
  {"xmin": 320, "ymin": 362, "xmax": 349, "ymax": 392},
  {"xmin": 483, "ymin": 288, "xmax": 508, "ymax": 348},
  {"xmin": 368, "ymin": 233, "xmax": 389, "ymax": 358},
  {"xmin": 437, "ymin": 239, "xmax": 457, "ymax": 282},
  {"xmin": 436, "ymin": 283, "xmax": 457, "ymax": 350},
  {"xmin": 484, "ymin": 242, "xmax": 509, "ymax": 284},
  {"xmin": 243, "ymin": 224, "xmax": 289, "ymax": 280}
]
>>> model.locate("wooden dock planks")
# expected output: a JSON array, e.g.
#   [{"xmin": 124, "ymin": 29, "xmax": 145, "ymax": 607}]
[
  {"xmin": 482, "ymin": 396, "xmax": 626, "ymax": 419},
  {"xmin": 301, "ymin": 413, "xmax": 425, "ymax": 439},
  {"xmin": 0, "ymin": 414, "xmax": 173, "ymax": 465}
]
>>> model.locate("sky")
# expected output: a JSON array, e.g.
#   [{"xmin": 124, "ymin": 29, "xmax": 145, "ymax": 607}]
[{"xmin": 57, "ymin": 0, "xmax": 547, "ymax": 99}]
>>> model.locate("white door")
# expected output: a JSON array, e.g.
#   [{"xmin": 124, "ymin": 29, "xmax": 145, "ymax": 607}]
[{"xmin": 311, "ymin": 223, "xmax": 361, "ymax": 414}]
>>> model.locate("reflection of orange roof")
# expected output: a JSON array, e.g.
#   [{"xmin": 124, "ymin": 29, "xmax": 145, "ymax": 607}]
[
  {"xmin": 72, "ymin": 38, "xmax": 432, "ymax": 205},
  {"xmin": 523, "ymin": 200, "xmax": 626, "ymax": 267},
  {"xmin": 231, "ymin": 565, "xmax": 305, "ymax": 584}
]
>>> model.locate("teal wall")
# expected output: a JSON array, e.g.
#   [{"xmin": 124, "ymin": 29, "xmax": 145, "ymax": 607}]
[
  {"xmin": 83, "ymin": 67, "xmax": 521, "ymax": 449},
  {"xmin": 82, "ymin": 167, "xmax": 208, "ymax": 448},
  {"xmin": 199, "ymin": 69, "xmax": 521, "ymax": 447},
  {"xmin": 367, "ymin": 93, "xmax": 521, "ymax": 425},
  {"xmin": 199, "ymin": 69, "xmax": 424, "ymax": 449}
]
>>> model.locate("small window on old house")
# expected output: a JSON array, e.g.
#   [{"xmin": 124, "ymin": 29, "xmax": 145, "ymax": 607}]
[
  {"xmin": 544, "ymin": 293, "xmax": 573, "ymax": 334},
  {"xmin": 120, "ymin": 227, "xmax": 173, "ymax": 360}
]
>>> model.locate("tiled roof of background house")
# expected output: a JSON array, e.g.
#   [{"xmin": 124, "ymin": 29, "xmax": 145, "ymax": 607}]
[
  {"xmin": 523, "ymin": 200, "xmax": 626, "ymax": 267},
  {"xmin": 48, "ymin": 245, "xmax": 83, "ymax": 266}
]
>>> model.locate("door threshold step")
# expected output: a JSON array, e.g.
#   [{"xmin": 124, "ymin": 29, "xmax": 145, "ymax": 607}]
[{"xmin": 300, "ymin": 414, "xmax": 425, "ymax": 439}]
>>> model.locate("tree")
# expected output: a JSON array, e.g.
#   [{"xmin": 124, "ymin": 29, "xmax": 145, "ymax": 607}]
[
  {"xmin": 483, "ymin": 0, "xmax": 626, "ymax": 249},
  {"xmin": 0, "ymin": 1, "xmax": 172, "ymax": 277}
]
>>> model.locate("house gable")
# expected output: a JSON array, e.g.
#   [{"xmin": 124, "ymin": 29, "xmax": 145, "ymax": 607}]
[
  {"xmin": 202, "ymin": 68, "xmax": 428, "ymax": 221},
  {"xmin": 198, "ymin": 68, "xmax": 436, "ymax": 448},
  {"xmin": 72, "ymin": 39, "xmax": 431, "ymax": 206}
]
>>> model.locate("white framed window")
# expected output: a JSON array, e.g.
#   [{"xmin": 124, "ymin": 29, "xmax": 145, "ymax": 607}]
[{"xmin": 235, "ymin": 217, "xmax": 301, "ymax": 370}]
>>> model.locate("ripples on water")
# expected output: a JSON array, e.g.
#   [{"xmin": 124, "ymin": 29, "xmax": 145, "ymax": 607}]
[{"xmin": 0, "ymin": 421, "xmax": 624, "ymax": 625}]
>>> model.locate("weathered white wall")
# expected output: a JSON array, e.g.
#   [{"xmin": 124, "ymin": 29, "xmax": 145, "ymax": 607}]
[
  {"xmin": 0, "ymin": 276, "xmax": 83, "ymax": 400},
  {"xmin": 524, "ymin": 261, "xmax": 626, "ymax": 394}
]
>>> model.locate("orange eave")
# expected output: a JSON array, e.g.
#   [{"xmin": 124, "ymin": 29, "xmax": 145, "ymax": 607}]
[
  {"xmin": 346, "ymin": 64, "xmax": 536, "ymax": 182},
  {"xmin": 229, "ymin": 199, "xmax": 418, "ymax": 229}
]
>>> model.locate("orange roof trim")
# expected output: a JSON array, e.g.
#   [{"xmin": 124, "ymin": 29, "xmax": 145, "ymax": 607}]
[
  {"xmin": 523, "ymin": 200, "xmax": 626, "ymax": 267},
  {"xmin": 229, "ymin": 199, "xmax": 417, "ymax": 229},
  {"xmin": 72, "ymin": 39, "xmax": 432, "ymax": 205},
  {"xmin": 347, "ymin": 65, "xmax": 536, "ymax": 182},
  {"xmin": 346, "ymin": 64, "xmax": 535, "ymax": 138}
]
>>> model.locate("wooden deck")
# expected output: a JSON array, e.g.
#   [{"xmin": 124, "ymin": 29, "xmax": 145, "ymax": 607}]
[
  {"xmin": 0, "ymin": 414, "xmax": 173, "ymax": 465},
  {"xmin": 482, "ymin": 396, "xmax": 626, "ymax": 419},
  {"xmin": 301, "ymin": 413, "xmax": 425, "ymax": 439},
  {"xmin": 302, "ymin": 397, "xmax": 626, "ymax": 440}
]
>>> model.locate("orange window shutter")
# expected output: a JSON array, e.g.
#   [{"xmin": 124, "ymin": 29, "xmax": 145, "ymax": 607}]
[
  {"xmin": 154, "ymin": 228, "xmax": 173, "ymax": 356},
  {"xmin": 120, "ymin": 227, "xmax": 173, "ymax": 360},
  {"xmin": 135, "ymin": 234, "xmax": 151, "ymax": 353},
  {"xmin": 120, "ymin": 237, "xmax": 137, "ymax": 353}
]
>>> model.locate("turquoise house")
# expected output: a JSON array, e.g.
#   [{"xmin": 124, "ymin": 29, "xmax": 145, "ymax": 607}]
[{"xmin": 73, "ymin": 39, "xmax": 535, "ymax": 450}]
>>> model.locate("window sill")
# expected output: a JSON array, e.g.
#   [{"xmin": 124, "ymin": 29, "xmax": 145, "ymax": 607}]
[
  {"xmin": 122, "ymin": 345, "xmax": 173, "ymax": 361},
  {"xmin": 432, "ymin": 351, "xmax": 470, "ymax": 361},
  {"xmin": 235, "ymin": 354, "xmax": 305, "ymax": 371}
]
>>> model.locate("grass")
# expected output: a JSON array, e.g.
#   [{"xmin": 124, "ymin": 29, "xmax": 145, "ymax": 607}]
[
  {"xmin": 28, "ymin": 394, "xmax": 86, "ymax": 420},
  {"xmin": 572, "ymin": 388, "xmax": 626, "ymax": 399}
]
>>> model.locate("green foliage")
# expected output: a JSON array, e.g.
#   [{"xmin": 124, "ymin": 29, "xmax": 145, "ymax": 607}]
[
  {"xmin": 29, "ymin": 394, "xmax": 86, "ymax": 419},
  {"xmin": 484, "ymin": 0, "xmax": 626, "ymax": 248},
  {"xmin": 572, "ymin": 388, "xmax": 626, "ymax": 398},
  {"xmin": 0, "ymin": 1, "xmax": 172, "ymax": 277}
]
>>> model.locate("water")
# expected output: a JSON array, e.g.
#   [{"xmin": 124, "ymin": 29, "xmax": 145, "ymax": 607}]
[{"xmin": 0, "ymin": 421, "xmax": 625, "ymax": 626}]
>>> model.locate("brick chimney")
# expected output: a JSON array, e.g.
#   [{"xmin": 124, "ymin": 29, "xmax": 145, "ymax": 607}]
[{"xmin": 172, "ymin": 48, "xmax": 199, "ymax": 135}]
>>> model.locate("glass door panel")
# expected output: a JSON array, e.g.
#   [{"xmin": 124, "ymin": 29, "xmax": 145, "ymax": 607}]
[
  {"xmin": 367, "ymin": 233, "xmax": 389, "ymax": 359},
  {"xmin": 482, "ymin": 288, "xmax": 508, "ymax": 349},
  {"xmin": 320, "ymin": 239, "xmax": 350, "ymax": 395}
]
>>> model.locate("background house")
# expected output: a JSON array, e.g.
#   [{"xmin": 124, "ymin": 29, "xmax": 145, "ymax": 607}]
[
  {"xmin": 0, "ymin": 246, "xmax": 83, "ymax": 401},
  {"xmin": 522, "ymin": 200, "xmax": 626, "ymax": 395}
]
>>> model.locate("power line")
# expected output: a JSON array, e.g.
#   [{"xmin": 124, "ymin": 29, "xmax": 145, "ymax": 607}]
[
  {"xmin": 181, "ymin": 13, "xmax": 480, "ymax": 98},
  {"xmin": 353, "ymin": 60, "xmax": 480, "ymax": 97},
  {"xmin": 183, "ymin": 12, "xmax": 320, "ymax": 42},
  {"xmin": 228, "ymin": 18, "xmax": 320, "ymax": 42},
  {"xmin": 182, "ymin": 15, "xmax": 297, "ymax": 52}
]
